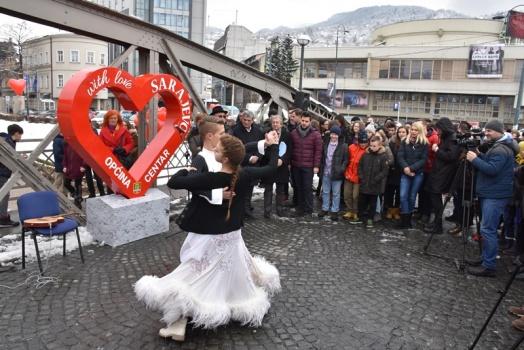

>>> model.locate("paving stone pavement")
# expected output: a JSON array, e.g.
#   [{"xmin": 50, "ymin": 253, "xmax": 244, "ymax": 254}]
[{"xmin": 1, "ymin": 198, "xmax": 524, "ymax": 350}]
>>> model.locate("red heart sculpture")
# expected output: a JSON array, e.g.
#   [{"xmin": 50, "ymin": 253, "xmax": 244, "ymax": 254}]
[
  {"xmin": 8, "ymin": 79, "xmax": 26, "ymax": 96},
  {"xmin": 57, "ymin": 67, "xmax": 192, "ymax": 198}
]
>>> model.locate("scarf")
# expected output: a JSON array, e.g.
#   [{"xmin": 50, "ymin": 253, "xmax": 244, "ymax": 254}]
[{"xmin": 298, "ymin": 125, "xmax": 311, "ymax": 138}]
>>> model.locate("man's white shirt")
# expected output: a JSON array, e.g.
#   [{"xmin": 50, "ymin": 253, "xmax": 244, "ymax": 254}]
[{"xmin": 198, "ymin": 148, "xmax": 223, "ymax": 205}]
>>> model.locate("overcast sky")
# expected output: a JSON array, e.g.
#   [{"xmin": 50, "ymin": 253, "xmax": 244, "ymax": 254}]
[
  {"xmin": 0, "ymin": 0, "xmax": 522, "ymax": 37},
  {"xmin": 207, "ymin": 0, "xmax": 523, "ymax": 31}
]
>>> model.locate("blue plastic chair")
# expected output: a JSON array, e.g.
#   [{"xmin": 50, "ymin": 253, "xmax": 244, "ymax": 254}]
[{"xmin": 17, "ymin": 191, "xmax": 84, "ymax": 274}]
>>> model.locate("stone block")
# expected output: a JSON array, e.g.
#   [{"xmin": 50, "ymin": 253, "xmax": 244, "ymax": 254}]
[{"xmin": 86, "ymin": 188, "xmax": 169, "ymax": 247}]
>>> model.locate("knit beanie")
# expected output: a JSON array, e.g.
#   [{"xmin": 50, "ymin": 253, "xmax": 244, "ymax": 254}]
[
  {"xmin": 484, "ymin": 119, "xmax": 504, "ymax": 134},
  {"xmin": 329, "ymin": 126, "xmax": 342, "ymax": 136},
  {"xmin": 358, "ymin": 130, "xmax": 368, "ymax": 143},
  {"xmin": 365, "ymin": 124, "xmax": 376, "ymax": 134}
]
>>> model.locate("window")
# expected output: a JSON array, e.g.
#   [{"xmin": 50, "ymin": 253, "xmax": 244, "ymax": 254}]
[
  {"xmin": 57, "ymin": 50, "xmax": 64, "ymax": 63},
  {"xmin": 100, "ymin": 53, "xmax": 105, "ymax": 65},
  {"xmin": 422, "ymin": 60, "xmax": 432, "ymax": 79},
  {"xmin": 373, "ymin": 91, "xmax": 431, "ymax": 114},
  {"xmin": 39, "ymin": 52, "xmax": 43, "ymax": 65},
  {"xmin": 87, "ymin": 51, "xmax": 95, "ymax": 64},
  {"xmin": 45, "ymin": 52, "xmax": 49, "ymax": 64},
  {"xmin": 389, "ymin": 60, "xmax": 400, "ymax": 79},
  {"xmin": 305, "ymin": 62, "xmax": 317, "ymax": 78},
  {"xmin": 410, "ymin": 60, "xmax": 421, "ymax": 79},
  {"xmin": 70, "ymin": 50, "xmax": 80, "ymax": 63},
  {"xmin": 335, "ymin": 61, "xmax": 367, "ymax": 79},
  {"xmin": 400, "ymin": 60, "xmax": 410, "ymax": 79},
  {"xmin": 379, "ymin": 60, "xmax": 389, "ymax": 79},
  {"xmin": 58, "ymin": 74, "xmax": 64, "ymax": 88},
  {"xmin": 435, "ymin": 94, "xmax": 500, "ymax": 121}
]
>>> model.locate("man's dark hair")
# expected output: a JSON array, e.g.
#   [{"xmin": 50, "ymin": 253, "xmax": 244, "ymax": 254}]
[
  {"xmin": 384, "ymin": 121, "xmax": 396, "ymax": 129},
  {"xmin": 301, "ymin": 111, "xmax": 312, "ymax": 120},
  {"xmin": 7, "ymin": 124, "xmax": 23, "ymax": 136},
  {"xmin": 290, "ymin": 108, "xmax": 303, "ymax": 116}
]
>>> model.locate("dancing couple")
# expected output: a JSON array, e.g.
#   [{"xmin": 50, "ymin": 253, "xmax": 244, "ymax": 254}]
[{"xmin": 135, "ymin": 131, "xmax": 281, "ymax": 341}]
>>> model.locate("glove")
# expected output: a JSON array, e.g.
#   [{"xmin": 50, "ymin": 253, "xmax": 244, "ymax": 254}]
[{"xmin": 113, "ymin": 147, "xmax": 126, "ymax": 156}]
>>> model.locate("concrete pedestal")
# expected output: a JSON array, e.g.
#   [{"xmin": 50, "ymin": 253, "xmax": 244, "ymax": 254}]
[{"xmin": 86, "ymin": 188, "xmax": 169, "ymax": 247}]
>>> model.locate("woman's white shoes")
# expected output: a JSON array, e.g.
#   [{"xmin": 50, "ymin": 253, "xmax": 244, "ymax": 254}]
[{"xmin": 158, "ymin": 318, "xmax": 187, "ymax": 341}]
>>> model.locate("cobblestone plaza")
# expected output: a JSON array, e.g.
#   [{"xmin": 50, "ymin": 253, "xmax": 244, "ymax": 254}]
[{"xmin": 1, "ymin": 198, "xmax": 523, "ymax": 350}]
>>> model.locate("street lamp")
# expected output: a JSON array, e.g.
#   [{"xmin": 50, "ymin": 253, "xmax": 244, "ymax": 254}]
[
  {"xmin": 333, "ymin": 25, "xmax": 348, "ymax": 109},
  {"xmin": 297, "ymin": 34, "xmax": 311, "ymax": 91}
]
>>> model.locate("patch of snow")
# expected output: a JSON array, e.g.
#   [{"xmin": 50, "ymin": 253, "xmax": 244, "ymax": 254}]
[{"xmin": 0, "ymin": 226, "xmax": 94, "ymax": 265}]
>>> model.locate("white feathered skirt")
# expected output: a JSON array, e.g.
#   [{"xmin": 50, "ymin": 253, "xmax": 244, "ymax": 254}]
[{"xmin": 134, "ymin": 229, "xmax": 281, "ymax": 329}]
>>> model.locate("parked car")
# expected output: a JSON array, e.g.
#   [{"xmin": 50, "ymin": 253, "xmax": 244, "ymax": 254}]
[
  {"xmin": 121, "ymin": 110, "xmax": 137, "ymax": 125},
  {"xmin": 19, "ymin": 109, "xmax": 38, "ymax": 117},
  {"xmin": 91, "ymin": 110, "xmax": 107, "ymax": 127}
]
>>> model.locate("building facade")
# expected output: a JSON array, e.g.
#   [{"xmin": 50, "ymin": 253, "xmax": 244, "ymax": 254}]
[
  {"xmin": 293, "ymin": 19, "xmax": 524, "ymax": 127},
  {"xmin": 89, "ymin": 0, "xmax": 207, "ymax": 96},
  {"xmin": 212, "ymin": 25, "xmax": 267, "ymax": 106},
  {"xmin": 23, "ymin": 34, "xmax": 109, "ymax": 111}
]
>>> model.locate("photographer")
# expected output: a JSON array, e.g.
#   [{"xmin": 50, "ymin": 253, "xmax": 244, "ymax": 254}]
[
  {"xmin": 423, "ymin": 117, "xmax": 461, "ymax": 235},
  {"xmin": 466, "ymin": 119, "xmax": 518, "ymax": 277}
]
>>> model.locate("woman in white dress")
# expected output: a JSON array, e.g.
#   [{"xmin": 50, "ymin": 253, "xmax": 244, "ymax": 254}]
[{"xmin": 135, "ymin": 133, "xmax": 281, "ymax": 341}]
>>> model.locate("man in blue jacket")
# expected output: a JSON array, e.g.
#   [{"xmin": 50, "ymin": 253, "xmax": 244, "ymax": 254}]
[
  {"xmin": 466, "ymin": 119, "xmax": 517, "ymax": 277},
  {"xmin": 0, "ymin": 124, "xmax": 24, "ymax": 228}
]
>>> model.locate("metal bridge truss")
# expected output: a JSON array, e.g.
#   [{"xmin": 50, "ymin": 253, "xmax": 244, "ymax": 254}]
[{"xmin": 0, "ymin": 0, "xmax": 335, "ymax": 214}]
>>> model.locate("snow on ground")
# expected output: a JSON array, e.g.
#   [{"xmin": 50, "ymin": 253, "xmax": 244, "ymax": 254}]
[{"xmin": 0, "ymin": 226, "xmax": 95, "ymax": 265}]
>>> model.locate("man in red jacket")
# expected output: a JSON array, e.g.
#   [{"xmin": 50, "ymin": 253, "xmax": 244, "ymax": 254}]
[{"xmin": 289, "ymin": 111, "xmax": 322, "ymax": 217}]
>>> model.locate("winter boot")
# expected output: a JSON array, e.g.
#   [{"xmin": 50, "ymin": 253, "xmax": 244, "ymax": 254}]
[
  {"xmin": 385, "ymin": 208, "xmax": 393, "ymax": 220},
  {"xmin": 349, "ymin": 214, "xmax": 362, "ymax": 225},
  {"xmin": 393, "ymin": 208, "xmax": 401, "ymax": 220},
  {"xmin": 424, "ymin": 218, "xmax": 443, "ymax": 234},
  {"xmin": 396, "ymin": 213, "xmax": 411, "ymax": 229},
  {"xmin": 159, "ymin": 318, "xmax": 187, "ymax": 341},
  {"xmin": 343, "ymin": 211, "xmax": 353, "ymax": 220}
]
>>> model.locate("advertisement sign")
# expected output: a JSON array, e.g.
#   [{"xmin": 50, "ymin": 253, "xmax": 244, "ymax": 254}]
[
  {"xmin": 467, "ymin": 45, "xmax": 504, "ymax": 78},
  {"xmin": 57, "ymin": 67, "xmax": 192, "ymax": 198},
  {"xmin": 343, "ymin": 91, "xmax": 368, "ymax": 108}
]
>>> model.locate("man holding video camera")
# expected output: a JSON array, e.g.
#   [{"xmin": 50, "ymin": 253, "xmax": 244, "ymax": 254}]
[{"xmin": 466, "ymin": 119, "xmax": 517, "ymax": 277}]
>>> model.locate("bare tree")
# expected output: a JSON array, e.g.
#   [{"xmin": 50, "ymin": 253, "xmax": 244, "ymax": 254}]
[{"xmin": 1, "ymin": 21, "xmax": 31, "ymax": 76}]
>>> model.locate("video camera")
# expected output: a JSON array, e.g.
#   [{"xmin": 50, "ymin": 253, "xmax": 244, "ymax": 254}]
[{"xmin": 455, "ymin": 128, "xmax": 484, "ymax": 150}]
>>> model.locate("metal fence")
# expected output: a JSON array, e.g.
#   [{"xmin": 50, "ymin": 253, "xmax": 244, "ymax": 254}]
[{"xmin": 7, "ymin": 136, "xmax": 192, "ymax": 203}]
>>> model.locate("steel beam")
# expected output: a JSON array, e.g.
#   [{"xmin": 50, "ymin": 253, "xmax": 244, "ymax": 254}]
[
  {"xmin": 0, "ymin": 137, "xmax": 85, "ymax": 224},
  {"xmin": 0, "ymin": 0, "xmax": 295, "ymax": 104},
  {"xmin": 161, "ymin": 39, "xmax": 206, "ymax": 114}
]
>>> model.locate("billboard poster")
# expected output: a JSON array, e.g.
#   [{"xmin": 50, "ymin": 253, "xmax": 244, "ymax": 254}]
[
  {"xmin": 343, "ymin": 91, "xmax": 368, "ymax": 108},
  {"xmin": 467, "ymin": 45, "xmax": 504, "ymax": 78}
]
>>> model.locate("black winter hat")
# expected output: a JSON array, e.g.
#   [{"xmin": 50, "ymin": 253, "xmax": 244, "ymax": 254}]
[{"xmin": 484, "ymin": 119, "xmax": 504, "ymax": 134}]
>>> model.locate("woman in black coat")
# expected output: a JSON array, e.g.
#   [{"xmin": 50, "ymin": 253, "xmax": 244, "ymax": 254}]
[{"xmin": 423, "ymin": 117, "xmax": 461, "ymax": 234}]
